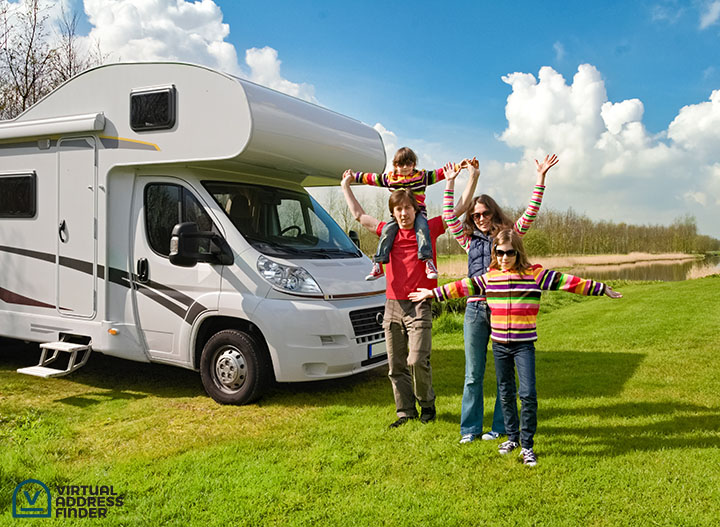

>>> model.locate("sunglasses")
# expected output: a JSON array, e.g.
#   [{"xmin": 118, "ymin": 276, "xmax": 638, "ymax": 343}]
[
  {"xmin": 471, "ymin": 211, "xmax": 492, "ymax": 221},
  {"xmin": 495, "ymin": 249, "xmax": 517, "ymax": 257}
]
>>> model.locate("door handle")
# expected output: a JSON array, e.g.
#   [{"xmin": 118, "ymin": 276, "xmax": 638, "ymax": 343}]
[
  {"xmin": 136, "ymin": 258, "xmax": 149, "ymax": 283},
  {"xmin": 58, "ymin": 220, "xmax": 67, "ymax": 243}
]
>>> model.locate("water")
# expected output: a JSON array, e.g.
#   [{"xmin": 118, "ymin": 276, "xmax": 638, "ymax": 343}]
[{"xmin": 569, "ymin": 256, "xmax": 720, "ymax": 282}]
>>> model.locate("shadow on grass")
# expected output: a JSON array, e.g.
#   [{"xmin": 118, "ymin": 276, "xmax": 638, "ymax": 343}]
[{"xmin": 542, "ymin": 401, "xmax": 720, "ymax": 456}]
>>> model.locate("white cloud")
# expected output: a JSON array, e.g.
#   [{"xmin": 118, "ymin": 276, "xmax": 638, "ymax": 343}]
[
  {"xmin": 489, "ymin": 64, "xmax": 720, "ymax": 238},
  {"xmin": 81, "ymin": 0, "xmax": 316, "ymax": 102},
  {"xmin": 700, "ymin": 0, "xmax": 720, "ymax": 28},
  {"xmin": 553, "ymin": 41, "xmax": 565, "ymax": 62}
]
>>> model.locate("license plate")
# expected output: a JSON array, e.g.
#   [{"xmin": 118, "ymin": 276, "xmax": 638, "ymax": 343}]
[{"xmin": 368, "ymin": 340, "xmax": 387, "ymax": 359}]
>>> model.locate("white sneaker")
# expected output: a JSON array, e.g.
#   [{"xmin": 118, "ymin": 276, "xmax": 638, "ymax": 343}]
[
  {"xmin": 459, "ymin": 433, "xmax": 477, "ymax": 444},
  {"xmin": 481, "ymin": 431, "xmax": 501, "ymax": 441},
  {"xmin": 521, "ymin": 447, "xmax": 537, "ymax": 467},
  {"xmin": 365, "ymin": 262, "xmax": 384, "ymax": 281},
  {"xmin": 425, "ymin": 260, "xmax": 438, "ymax": 279},
  {"xmin": 498, "ymin": 440, "xmax": 519, "ymax": 455}
]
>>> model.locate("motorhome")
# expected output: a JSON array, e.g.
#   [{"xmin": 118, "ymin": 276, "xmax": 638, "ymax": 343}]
[{"xmin": 0, "ymin": 62, "xmax": 388, "ymax": 404}]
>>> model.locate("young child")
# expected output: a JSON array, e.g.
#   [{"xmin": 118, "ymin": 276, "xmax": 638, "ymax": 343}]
[
  {"xmin": 345, "ymin": 147, "xmax": 463, "ymax": 281},
  {"xmin": 409, "ymin": 229, "xmax": 622, "ymax": 466}
]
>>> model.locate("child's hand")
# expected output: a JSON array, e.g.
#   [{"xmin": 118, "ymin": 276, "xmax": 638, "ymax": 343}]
[
  {"xmin": 535, "ymin": 154, "xmax": 558, "ymax": 177},
  {"xmin": 408, "ymin": 288, "xmax": 433, "ymax": 302},
  {"xmin": 605, "ymin": 286, "xmax": 623, "ymax": 299},
  {"xmin": 462, "ymin": 157, "xmax": 480, "ymax": 177}
]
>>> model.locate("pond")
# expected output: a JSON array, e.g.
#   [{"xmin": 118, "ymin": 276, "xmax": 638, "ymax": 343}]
[{"xmin": 569, "ymin": 255, "xmax": 720, "ymax": 282}]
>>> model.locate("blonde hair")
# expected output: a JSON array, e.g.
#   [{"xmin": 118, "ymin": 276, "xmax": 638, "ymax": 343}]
[{"xmin": 490, "ymin": 229, "xmax": 532, "ymax": 272}]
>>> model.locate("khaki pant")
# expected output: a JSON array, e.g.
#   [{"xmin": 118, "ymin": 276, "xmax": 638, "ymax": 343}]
[{"xmin": 383, "ymin": 298, "xmax": 435, "ymax": 418}]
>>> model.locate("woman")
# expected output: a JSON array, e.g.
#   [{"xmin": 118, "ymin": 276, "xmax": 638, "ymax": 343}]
[
  {"xmin": 443, "ymin": 155, "xmax": 558, "ymax": 444},
  {"xmin": 410, "ymin": 229, "xmax": 622, "ymax": 465}
]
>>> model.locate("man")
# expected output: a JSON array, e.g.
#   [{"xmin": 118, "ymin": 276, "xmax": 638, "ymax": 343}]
[{"xmin": 341, "ymin": 162, "xmax": 477, "ymax": 427}]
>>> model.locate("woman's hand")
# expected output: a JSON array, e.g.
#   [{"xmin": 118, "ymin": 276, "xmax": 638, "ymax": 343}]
[
  {"xmin": 443, "ymin": 162, "xmax": 458, "ymax": 181},
  {"xmin": 535, "ymin": 154, "xmax": 558, "ymax": 185},
  {"xmin": 605, "ymin": 286, "xmax": 623, "ymax": 299},
  {"xmin": 408, "ymin": 288, "xmax": 433, "ymax": 302}
]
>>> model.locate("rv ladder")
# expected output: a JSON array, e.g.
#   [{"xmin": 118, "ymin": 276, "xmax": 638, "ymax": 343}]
[{"xmin": 17, "ymin": 341, "xmax": 92, "ymax": 378}]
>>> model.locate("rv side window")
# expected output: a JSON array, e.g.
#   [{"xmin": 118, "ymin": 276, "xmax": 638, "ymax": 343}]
[
  {"xmin": 0, "ymin": 173, "xmax": 36, "ymax": 218},
  {"xmin": 130, "ymin": 86, "xmax": 176, "ymax": 131},
  {"xmin": 145, "ymin": 183, "xmax": 217, "ymax": 257}
]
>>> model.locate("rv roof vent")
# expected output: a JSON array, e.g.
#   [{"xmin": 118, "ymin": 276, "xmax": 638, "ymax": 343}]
[{"xmin": 130, "ymin": 85, "xmax": 176, "ymax": 132}]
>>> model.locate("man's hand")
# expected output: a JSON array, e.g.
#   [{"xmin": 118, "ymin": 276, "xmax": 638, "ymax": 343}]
[{"xmin": 342, "ymin": 169, "xmax": 354, "ymax": 189}]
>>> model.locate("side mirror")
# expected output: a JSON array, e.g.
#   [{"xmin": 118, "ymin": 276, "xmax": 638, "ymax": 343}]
[
  {"xmin": 348, "ymin": 230, "xmax": 360, "ymax": 248},
  {"xmin": 169, "ymin": 222, "xmax": 234, "ymax": 267}
]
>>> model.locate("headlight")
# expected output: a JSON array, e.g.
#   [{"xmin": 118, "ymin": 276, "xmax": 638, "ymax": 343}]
[{"xmin": 256, "ymin": 255, "xmax": 322, "ymax": 295}]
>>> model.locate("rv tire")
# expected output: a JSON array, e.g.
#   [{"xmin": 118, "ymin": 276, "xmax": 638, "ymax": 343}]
[{"xmin": 200, "ymin": 329, "xmax": 269, "ymax": 405}]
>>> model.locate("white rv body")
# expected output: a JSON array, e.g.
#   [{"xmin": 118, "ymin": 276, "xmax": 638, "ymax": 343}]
[{"xmin": 0, "ymin": 62, "xmax": 388, "ymax": 403}]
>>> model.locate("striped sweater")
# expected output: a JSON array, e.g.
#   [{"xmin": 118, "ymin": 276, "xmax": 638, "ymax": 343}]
[
  {"xmin": 433, "ymin": 264, "xmax": 606, "ymax": 343},
  {"xmin": 442, "ymin": 184, "xmax": 546, "ymax": 252},
  {"xmin": 353, "ymin": 168, "xmax": 446, "ymax": 214}
]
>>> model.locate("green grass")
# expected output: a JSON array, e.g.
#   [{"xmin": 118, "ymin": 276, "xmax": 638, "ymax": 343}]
[{"xmin": 2, "ymin": 276, "xmax": 720, "ymax": 526}]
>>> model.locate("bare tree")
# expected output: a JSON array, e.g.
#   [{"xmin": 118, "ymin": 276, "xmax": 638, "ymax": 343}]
[{"xmin": 0, "ymin": 0, "xmax": 55, "ymax": 119}]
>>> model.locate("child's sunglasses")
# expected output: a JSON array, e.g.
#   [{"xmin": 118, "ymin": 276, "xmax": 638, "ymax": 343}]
[{"xmin": 495, "ymin": 249, "xmax": 517, "ymax": 257}]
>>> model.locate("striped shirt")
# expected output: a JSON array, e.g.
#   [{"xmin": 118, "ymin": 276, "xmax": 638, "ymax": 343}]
[
  {"xmin": 433, "ymin": 264, "xmax": 606, "ymax": 343},
  {"xmin": 353, "ymin": 168, "xmax": 446, "ymax": 214}
]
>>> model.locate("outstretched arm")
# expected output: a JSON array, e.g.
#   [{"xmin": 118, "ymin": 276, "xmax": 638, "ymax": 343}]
[{"xmin": 341, "ymin": 170, "xmax": 380, "ymax": 234}]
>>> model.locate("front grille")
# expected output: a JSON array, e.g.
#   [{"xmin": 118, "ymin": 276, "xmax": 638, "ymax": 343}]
[{"xmin": 349, "ymin": 306, "xmax": 384, "ymax": 337}]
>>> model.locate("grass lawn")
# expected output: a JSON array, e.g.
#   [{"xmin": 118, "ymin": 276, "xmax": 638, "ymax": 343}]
[{"xmin": 2, "ymin": 276, "xmax": 719, "ymax": 526}]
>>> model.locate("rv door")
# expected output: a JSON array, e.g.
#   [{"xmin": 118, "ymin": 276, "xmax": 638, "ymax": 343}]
[
  {"xmin": 57, "ymin": 136, "xmax": 97, "ymax": 318},
  {"xmin": 130, "ymin": 176, "xmax": 222, "ymax": 363}
]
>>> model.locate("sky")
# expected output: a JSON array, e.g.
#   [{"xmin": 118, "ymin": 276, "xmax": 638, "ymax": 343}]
[{"xmin": 39, "ymin": 0, "xmax": 720, "ymax": 237}]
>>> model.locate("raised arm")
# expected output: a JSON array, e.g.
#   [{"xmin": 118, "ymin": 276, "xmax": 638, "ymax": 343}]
[
  {"xmin": 454, "ymin": 157, "xmax": 479, "ymax": 217},
  {"xmin": 442, "ymin": 163, "xmax": 470, "ymax": 252},
  {"xmin": 514, "ymin": 154, "xmax": 557, "ymax": 236},
  {"xmin": 341, "ymin": 170, "xmax": 381, "ymax": 233}
]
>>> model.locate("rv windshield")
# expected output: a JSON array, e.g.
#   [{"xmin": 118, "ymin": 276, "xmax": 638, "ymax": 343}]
[{"xmin": 204, "ymin": 181, "xmax": 362, "ymax": 259}]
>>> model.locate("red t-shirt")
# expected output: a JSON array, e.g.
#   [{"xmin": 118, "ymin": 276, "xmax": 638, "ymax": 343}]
[{"xmin": 376, "ymin": 216, "xmax": 446, "ymax": 300}]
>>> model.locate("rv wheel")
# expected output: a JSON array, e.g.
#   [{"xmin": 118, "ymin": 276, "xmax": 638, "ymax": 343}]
[{"xmin": 200, "ymin": 329, "xmax": 270, "ymax": 404}]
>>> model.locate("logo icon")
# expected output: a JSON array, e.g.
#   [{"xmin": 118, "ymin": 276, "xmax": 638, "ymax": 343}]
[{"xmin": 12, "ymin": 479, "xmax": 52, "ymax": 518}]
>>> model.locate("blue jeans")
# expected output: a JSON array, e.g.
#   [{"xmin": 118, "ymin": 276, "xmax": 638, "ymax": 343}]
[
  {"xmin": 492, "ymin": 341, "xmax": 537, "ymax": 449},
  {"xmin": 461, "ymin": 301, "xmax": 505, "ymax": 435},
  {"xmin": 374, "ymin": 214, "xmax": 432, "ymax": 263}
]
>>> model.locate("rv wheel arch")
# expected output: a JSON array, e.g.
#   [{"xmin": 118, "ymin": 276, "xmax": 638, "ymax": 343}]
[
  {"xmin": 194, "ymin": 317, "xmax": 275, "ymax": 405},
  {"xmin": 199, "ymin": 329, "xmax": 272, "ymax": 405}
]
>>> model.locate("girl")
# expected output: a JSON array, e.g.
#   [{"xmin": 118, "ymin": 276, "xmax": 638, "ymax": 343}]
[
  {"xmin": 443, "ymin": 155, "xmax": 557, "ymax": 445},
  {"xmin": 409, "ymin": 230, "xmax": 622, "ymax": 466}
]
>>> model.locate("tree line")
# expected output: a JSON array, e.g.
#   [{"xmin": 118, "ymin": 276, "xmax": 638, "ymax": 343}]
[{"xmin": 320, "ymin": 187, "xmax": 720, "ymax": 257}]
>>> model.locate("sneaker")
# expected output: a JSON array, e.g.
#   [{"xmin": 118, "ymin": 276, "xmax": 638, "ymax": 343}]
[
  {"xmin": 521, "ymin": 447, "xmax": 537, "ymax": 467},
  {"xmin": 365, "ymin": 262, "xmax": 384, "ymax": 281},
  {"xmin": 424, "ymin": 260, "xmax": 438, "ymax": 279},
  {"xmin": 388, "ymin": 416, "xmax": 415, "ymax": 429},
  {"xmin": 459, "ymin": 433, "xmax": 477, "ymax": 444},
  {"xmin": 498, "ymin": 440, "xmax": 520, "ymax": 455},
  {"xmin": 481, "ymin": 431, "xmax": 501, "ymax": 441},
  {"xmin": 420, "ymin": 406, "xmax": 436, "ymax": 424}
]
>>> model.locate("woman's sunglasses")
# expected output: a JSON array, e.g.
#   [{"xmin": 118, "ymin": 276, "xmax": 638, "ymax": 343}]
[
  {"xmin": 471, "ymin": 211, "xmax": 491, "ymax": 221},
  {"xmin": 495, "ymin": 249, "xmax": 517, "ymax": 257}
]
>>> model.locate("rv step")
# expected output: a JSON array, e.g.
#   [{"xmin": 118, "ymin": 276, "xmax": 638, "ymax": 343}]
[{"xmin": 17, "ymin": 341, "xmax": 91, "ymax": 378}]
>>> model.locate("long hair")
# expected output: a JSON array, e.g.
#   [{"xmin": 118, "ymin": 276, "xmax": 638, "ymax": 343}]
[
  {"xmin": 490, "ymin": 229, "xmax": 531, "ymax": 272},
  {"xmin": 462, "ymin": 194, "xmax": 512, "ymax": 237}
]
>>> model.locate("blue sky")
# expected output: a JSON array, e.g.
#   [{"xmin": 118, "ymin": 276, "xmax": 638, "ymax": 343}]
[{"xmin": 61, "ymin": 0, "xmax": 720, "ymax": 237}]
